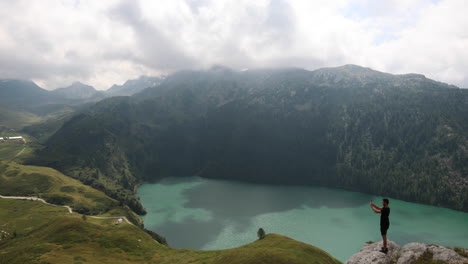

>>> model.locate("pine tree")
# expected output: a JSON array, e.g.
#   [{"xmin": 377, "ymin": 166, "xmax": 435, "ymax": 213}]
[{"xmin": 257, "ymin": 228, "xmax": 265, "ymax": 240}]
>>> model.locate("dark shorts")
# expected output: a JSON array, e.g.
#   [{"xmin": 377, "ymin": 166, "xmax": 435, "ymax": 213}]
[{"xmin": 380, "ymin": 224, "xmax": 389, "ymax": 235}]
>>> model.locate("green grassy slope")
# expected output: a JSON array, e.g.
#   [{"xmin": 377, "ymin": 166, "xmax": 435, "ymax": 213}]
[
  {"xmin": 0, "ymin": 132, "xmax": 37, "ymax": 162},
  {"xmin": 0, "ymin": 161, "xmax": 120, "ymax": 215},
  {"xmin": 0, "ymin": 104, "xmax": 73, "ymax": 131},
  {"xmin": 209, "ymin": 234, "xmax": 342, "ymax": 264},
  {"xmin": 0, "ymin": 142, "xmax": 24, "ymax": 161},
  {"xmin": 0, "ymin": 106, "xmax": 42, "ymax": 129},
  {"xmin": 0, "ymin": 199, "xmax": 341, "ymax": 264},
  {"xmin": 154, "ymin": 234, "xmax": 342, "ymax": 264},
  {"xmin": 0, "ymin": 161, "xmax": 342, "ymax": 263},
  {"xmin": 0, "ymin": 199, "xmax": 160, "ymax": 264}
]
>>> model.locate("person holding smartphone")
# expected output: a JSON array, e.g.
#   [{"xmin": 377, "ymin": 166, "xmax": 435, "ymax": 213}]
[{"xmin": 370, "ymin": 198, "xmax": 390, "ymax": 254}]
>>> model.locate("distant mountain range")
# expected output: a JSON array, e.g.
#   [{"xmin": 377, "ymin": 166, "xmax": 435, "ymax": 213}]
[
  {"xmin": 30, "ymin": 65, "xmax": 468, "ymax": 214},
  {"xmin": 0, "ymin": 76, "xmax": 163, "ymax": 129},
  {"xmin": 49, "ymin": 76, "xmax": 163, "ymax": 99},
  {"xmin": 0, "ymin": 75, "xmax": 163, "ymax": 103}
]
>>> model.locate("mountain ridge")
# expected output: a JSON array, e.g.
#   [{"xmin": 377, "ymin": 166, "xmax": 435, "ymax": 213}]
[
  {"xmin": 51, "ymin": 81, "xmax": 102, "ymax": 100},
  {"xmin": 30, "ymin": 65, "xmax": 468, "ymax": 214},
  {"xmin": 106, "ymin": 75, "xmax": 163, "ymax": 96}
]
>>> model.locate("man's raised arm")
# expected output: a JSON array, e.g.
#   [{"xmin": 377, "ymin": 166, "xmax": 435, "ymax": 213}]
[
  {"xmin": 370, "ymin": 201, "xmax": 382, "ymax": 210},
  {"xmin": 370, "ymin": 201, "xmax": 382, "ymax": 213}
]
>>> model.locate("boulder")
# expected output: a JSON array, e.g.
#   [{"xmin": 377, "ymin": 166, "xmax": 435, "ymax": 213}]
[
  {"xmin": 346, "ymin": 241, "xmax": 467, "ymax": 264},
  {"xmin": 345, "ymin": 241, "xmax": 400, "ymax": 264},
  {"xmin": 397, "ymin": 242, "xmax": 427, "ymax": 264},
  {"xmin": 428, "ymin": 245, "xmax": 466, "ymax": 264}
]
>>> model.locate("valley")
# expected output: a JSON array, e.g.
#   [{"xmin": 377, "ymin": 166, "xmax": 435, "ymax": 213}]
[
  {"xmin": 31, "ymin": 65, "xmax": 468, "ymax": 214},
  {"xmin": 2, "ymin": 1, "xmax": 467, "ymax": 262},
  {"xmin": 1, "ymin": 65, "xmax": 467, "ymax": 264}
]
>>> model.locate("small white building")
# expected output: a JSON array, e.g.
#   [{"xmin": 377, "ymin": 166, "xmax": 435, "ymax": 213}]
[
  {"xmin": 0, "ymin": 137, "xmax": 4, "ymax": 142},
  {"xmin": 4, "ymin": 136, "xmax": 24, "ymax": 142},
  {"xmin": 115, "ymin": 218, "xmax": 123, "ymax": 225}
]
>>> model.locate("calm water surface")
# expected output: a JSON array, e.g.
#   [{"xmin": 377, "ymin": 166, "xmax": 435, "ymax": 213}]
[{"xmin": 138, "ymin": 177, "xmax": 468, "ymax": 262}]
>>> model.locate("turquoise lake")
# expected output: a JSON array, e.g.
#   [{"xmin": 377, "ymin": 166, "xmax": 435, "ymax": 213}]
[{"xmin": 138, "ymin": 177, "xmax": 468, "ymax": 262}]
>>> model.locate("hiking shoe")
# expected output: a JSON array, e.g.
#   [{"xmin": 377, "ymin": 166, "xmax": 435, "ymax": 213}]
[{"xmin": 379, "ymin": 249, "xmax": 388, "ymax": 254}]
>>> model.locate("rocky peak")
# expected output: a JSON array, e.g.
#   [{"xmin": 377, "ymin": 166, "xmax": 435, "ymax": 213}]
[
  {"xmin": 52, "ymin": 81, "xmax": 97, "ymax": 99},
  {"xmin": 106, "ymin": 75, "xmax": 163, "ymax": 96},
  {"xmin": 309, "ymin": 64, "xmax": 393, "ymax": 86}
]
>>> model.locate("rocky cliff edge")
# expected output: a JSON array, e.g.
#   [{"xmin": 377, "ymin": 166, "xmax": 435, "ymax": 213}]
[{"xmin": 345, "ymin": 241, "xmax": 467, "ymax": 264}]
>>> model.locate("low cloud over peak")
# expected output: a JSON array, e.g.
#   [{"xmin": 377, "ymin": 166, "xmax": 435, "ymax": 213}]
[{"xmin": 0, "ymin": 0, "xmax": 466, "ymax": 90}]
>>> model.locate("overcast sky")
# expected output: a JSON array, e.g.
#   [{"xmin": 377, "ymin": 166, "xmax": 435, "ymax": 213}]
[{"xmin": 0, "ymin": 0, "xmax": 467, "ymax": 90}]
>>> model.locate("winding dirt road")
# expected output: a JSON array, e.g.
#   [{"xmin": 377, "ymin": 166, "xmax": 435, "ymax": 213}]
[
  {"xmin": 0, "ymin": 195, "xmax": 133, "ymax": 225},
  {"xmin": 0, "ymin": 195, "xmax": 72, "ymax": 213},
  {"xmin": 13, "ymin": 145, "xmax": 26, "ymax": 158}
]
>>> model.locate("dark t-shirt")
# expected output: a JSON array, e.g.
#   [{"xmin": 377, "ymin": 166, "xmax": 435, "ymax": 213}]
[{"xmin": 380, "ymin": 207, "xmax": 390, "ymax": 226}]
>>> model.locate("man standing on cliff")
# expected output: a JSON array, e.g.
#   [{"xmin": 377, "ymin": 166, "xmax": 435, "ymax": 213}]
[{"xmin": 370, "ymin": 198, "xmax": 390, "ymax": 254}]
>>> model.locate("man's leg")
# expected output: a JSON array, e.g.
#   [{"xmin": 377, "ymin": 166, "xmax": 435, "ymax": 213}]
[{"xmin": 382, "ymin": 234, "xmax": 387, "ymax": 250}]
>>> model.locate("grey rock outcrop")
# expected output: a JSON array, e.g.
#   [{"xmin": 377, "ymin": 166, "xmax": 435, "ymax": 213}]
[
  {"xmin": 398, "ymin": 242, "xmax": 427, "ymax": 264},
  {"xmin": 428, "ymin": 245, "xmax": 466, "ymax": 264},
  {"xmin": 345, "ymin": 241, "xmax": 400, "ymax": 264},
  {"xmin": 346, "ymin": 241, "xmax": 467, "ymax": 264}
]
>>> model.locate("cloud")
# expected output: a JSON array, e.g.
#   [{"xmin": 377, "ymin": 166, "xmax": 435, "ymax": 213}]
[
  {"xmin": 108, "ymin": 0, "xmax": 196, "ymax": 70},
  {"xmin": 0, "ymin": 0, "xmax": 466, "ymax": 90},
  {"xmin": 359, "ymin": 0, "xmax": 468, "ymax": 86}
]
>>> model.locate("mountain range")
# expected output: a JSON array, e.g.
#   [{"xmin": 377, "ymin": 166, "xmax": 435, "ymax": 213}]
[
  {"xmin": 28, "ymin": 65, "xmax": 468, "ymax": 214},
  {"xmin": 49, "ymin": 76, "xmax": 164, "ymax": 99},
  {"xmin": 106, "ymin": 76, "xmax": 163, "ymax": 96},
  {"xmin": 0, "ymin": 76, "xmax": 162, "ymax": 131}
]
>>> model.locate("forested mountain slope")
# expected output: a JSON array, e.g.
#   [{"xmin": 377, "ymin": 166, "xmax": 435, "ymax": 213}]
[{"xmin": 33, "ymin": 65, "xmax": 468, "ymax": 213}]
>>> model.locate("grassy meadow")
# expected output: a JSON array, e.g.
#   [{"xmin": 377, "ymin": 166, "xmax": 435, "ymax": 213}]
[
  {"xmin": 0, "ymin": 161, "xmax": 120, "ymax": 216},
  {"xmin": 0, "ymin": 131, "xmax": 37, "ymax": 163},
  {"xmin": 0, "ymin": 198, "xmax": 341, "ymax": 264}
]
